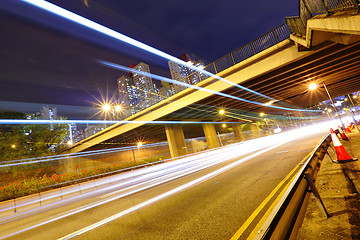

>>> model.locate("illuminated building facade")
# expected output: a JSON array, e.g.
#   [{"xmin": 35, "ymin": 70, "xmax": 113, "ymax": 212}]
[
  {"xmin": 168, "ymin": 53, "xmax": 205, "ymax": 94},
  {"xmin": 40, "ymin": 106, "xmax": 57, "ymax": 120},
  {"xmin": 131, "ymin": 62, "xmax": 156, "ymax": 110},
  {"xmin": 118, "ymin": 75, "xmax": 139, "ymax": 115}
]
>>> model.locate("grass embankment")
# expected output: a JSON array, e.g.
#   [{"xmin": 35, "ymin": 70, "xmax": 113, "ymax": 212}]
[{"xmin": 0, "ymin": 156, "xmax": 163, "ymax": 202}]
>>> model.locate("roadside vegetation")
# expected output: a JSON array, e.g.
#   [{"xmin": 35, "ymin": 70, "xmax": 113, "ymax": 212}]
[{"xmin": 0, "ymin": 156, "xmax": 163, "ymax": 202}]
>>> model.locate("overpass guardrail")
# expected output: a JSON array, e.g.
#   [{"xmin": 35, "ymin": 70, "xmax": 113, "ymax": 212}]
[
  {"xmin": 182, "ymin": 23, "xmax": 291, "ymax": 85},
  {"xmin": 254, "ymin": 133, "xmax": 332, "ymax": 240}
]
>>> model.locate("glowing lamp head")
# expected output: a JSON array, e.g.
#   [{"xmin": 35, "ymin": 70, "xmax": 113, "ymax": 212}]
[
  {"xmin": 308, "ymin": 83, "xmax": 317, "ymax": 91},
  {"xmin": 222, "ymin": 123, "xmax": 227, "ymax": 128},
  {"xmin": 67, "ymin": 140, "xmax": 73, "ymax": 146},
  {"xmin": 137, "ymin": 142, "xmax": 143, "ymax": 147},
  {"xmin": 102, "ymin": 104, "xmax": 111, "ymax": 112},
  {"xmin": 259, "ymin": 112, "xmax": 265, "ymax": 117},
  {"xmin": 11, "ymin": 144, "xmax": 16, "ymax": 149},
  {"xmin": 218, "ymin": 109, "xmax": 225, "ymax": 115},
  {"xmin": 115, "ymin": 105, "xmax": 122, "ymax": 112}
]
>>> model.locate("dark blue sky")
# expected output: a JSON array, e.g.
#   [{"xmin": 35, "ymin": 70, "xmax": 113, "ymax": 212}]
[{"xmin": 0, "ymin": 0, "xmax": 298, "ymax": 118}]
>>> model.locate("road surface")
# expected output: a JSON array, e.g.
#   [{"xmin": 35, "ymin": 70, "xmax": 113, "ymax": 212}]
[{"xmin": 0, "ymin": 125, "xmax": 329, "ymax": 239}]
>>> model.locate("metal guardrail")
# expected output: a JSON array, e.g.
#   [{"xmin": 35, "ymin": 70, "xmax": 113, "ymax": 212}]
[
  {"xmin": 286, "ymin": 0, "xmax": 360, "ymax": 36},
  {"xmin": 182, "ymin": 24, "xmax": 291, "ymax": 83},
  {"xmin": 254, "ymin": 133, "xmax": 332, "ymax": 240}
]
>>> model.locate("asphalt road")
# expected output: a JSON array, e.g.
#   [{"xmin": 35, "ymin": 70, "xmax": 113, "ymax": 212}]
[{"xmin": 0, "ymin": 127, "xmax": 328, "ymax": 240}]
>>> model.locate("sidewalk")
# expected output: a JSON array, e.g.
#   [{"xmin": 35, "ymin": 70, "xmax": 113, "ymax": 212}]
[{"xmin": 298, "ymin": 131, "xmax": 360, "ymax": 239}]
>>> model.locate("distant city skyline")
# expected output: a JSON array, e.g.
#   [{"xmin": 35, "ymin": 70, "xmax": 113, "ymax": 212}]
[
  {"xmin": 0, "ymin": 101, "xmax": 97, "ymax": 119},
  {"xmin": 117, "ymin": 54, "xmax": 205, "ymax": 117}
]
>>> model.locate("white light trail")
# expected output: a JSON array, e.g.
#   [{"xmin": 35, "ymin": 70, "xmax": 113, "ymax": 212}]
[
  {"xmin": 22, "ymin": 0, "xmax": 278, "ymax": 102},
  {"xmin": 0, "ymin": 120, "xmax": 336, "ymax": 239},
  {"xmin": 1, "ymin": 150, "xmax": 232, "ymax": 219},
  {"xmin": 57, "ymin": 121, "xmax": 338, "ymax": 239},
  {"xmin": 0, "ymin": 140, "xmax": 190, "ymax": 166},
  {"xmin": 56, "ymin": 142, "xmax": 289, "ymax": 239},
  {"xmin": 0, "ymin": 137, "xmax": 279, "ymax": 239},
  {"xmin": 0, "ymin": 119, "xmax": 243, "ymax": 125}
]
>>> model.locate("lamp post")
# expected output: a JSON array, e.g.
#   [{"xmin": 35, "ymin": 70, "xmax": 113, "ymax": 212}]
[
  {"xmin": 114, "ymin": 105, "xmax": 122, "ymax": 119},
  {"xmin": 102, "ymin": 103, "xmax": 111, "ymax": 128},
  {"xmin": 217, "ymin": 109, "xmax": 225, "ymax": 146},
  {"xmin": 68, "ymin": 124, "xmax": 73, "ymax": 146},
  {"xmin": 322, "ymin": 83, "xmax": 346, "ymax": 129},
  {"xmin": 347, "ymin": 94, "xmax": 360, "ymax": 131},
  {"xmin": 137, "ymin": 142, "xmax": 143, "ymax": 154},
  {"xmin": 308, "ymin": 83, "xmax": 346, "ymax": 128}
]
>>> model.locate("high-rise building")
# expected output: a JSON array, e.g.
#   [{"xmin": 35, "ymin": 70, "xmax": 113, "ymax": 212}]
[
  {"xmin": 153, "ymin": 83, "xmax": 162, "ymax": 104},
  {"xmin": 39, "ymin": 106, "xmax": 57, "ymax": 120},
  {"xmin": 131, "ymin": 62, "xmax": 157, "ymax": 110},
  {"xmin": 159, "ymin": 86, "xmax": 174, "ymax": 100},
  {"xmin": 118, "ymin": 75, "xmax": 139, "ymax": 115},
  {"xmin": 168, "ymin": 53, "xmax": 205, "ymax": 94}
]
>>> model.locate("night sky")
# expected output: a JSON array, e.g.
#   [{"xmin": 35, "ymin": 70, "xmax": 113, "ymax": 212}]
[{"xmin": 0, "ymin": 0, "xmax": 298, "ymax": 119}]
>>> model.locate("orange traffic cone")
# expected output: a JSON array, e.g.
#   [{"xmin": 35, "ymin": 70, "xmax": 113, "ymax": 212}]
[
  {"xmin": 346, "ymin": 126, "xmax": 352, "ymax": 133},
  {"xmin": 330, "ymin": 128, "xmax": 357, "ymax": 163},
  {"xmin": 338, "ymin": 126, "xmax": 349, "ymax": 141}
]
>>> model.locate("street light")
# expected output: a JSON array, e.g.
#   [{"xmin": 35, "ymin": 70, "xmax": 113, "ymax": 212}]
[
  {"xmin": 308, "ymin": 83, "xmax": 317, "ymax": 91},
  {"xmin": 309, "ymin": 83, "xmax": 346, "ymax": 129},
  {"xmin": 222, "ymin": 123, "xmax": 227, "ymax": 128},
  {"xmin": 102, "ymin": 104, "xmax": 111, "ymax": 112},
  {"xmin": 101, "ymin": 103, "xmax": 111, "ymax": 128},
  {"xmin": 114, "ymin": 105, "xmax": 122, "ymax": 112},
  {"xmin": 259, "ymin": 112, "xmax": 265, "ymax": 117},
  {"xmin": 346, "ymin": 94, "xmax": 360, "ymax": 132},
  {"xmin": 137, "ymin": 141, "xmax": 143, "ymax": 154},
  {"xmin": 11, "ymin": 144, "xmax": 16, "ymax": 149},
  {"xmin": 218, "ymin": 109, "xmax": 225, "ymax": 115}
]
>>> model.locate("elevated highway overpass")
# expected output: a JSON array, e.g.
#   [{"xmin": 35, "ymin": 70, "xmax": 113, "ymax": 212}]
[{"xmin": 68, "ymin": 4, "xmax": 360, "ymax": 157}]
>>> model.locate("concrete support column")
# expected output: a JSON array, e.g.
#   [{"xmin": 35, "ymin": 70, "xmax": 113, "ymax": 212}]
[
  {"xmin": 203, "ymin": 123, "xmax": 220, "ymax": 149},
  {"xmin": 232, "ymin": 124, "xmax": 244, "ymax": 142},
  {"xmin": 249, "ymin": 123, "xmax": 260, "ymax": 139},
  {"xmin": 165, "ymin": 124, "xmax": 188, "ymax": 158}
]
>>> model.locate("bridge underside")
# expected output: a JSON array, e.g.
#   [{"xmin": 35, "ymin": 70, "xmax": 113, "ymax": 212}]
[{"xmin": 69, "ymin": 13, "xmax": 360, "ymax": 153}]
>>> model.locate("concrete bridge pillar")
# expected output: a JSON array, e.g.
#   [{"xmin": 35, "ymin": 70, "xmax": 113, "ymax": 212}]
[
  {"xmin": 165, "ymin": 124, "xmax": 188, "ymax": 158},
  {"xmin": 202, "ymin": 123, "xmax": 220, "ymax": 149},
  {"xmin": 249, "ymin": 123, "xmax": 261, "ymax": 139},
  {"xmin": 232, "ymin": 124, "xmax": 244, "ymax": 141}
]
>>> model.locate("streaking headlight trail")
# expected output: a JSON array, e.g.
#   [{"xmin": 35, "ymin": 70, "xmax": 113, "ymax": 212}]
[
  {"xmin": 0, "ymin": 120, "xmax": 337, "ymax": 239},
  {"xmin": 0, "ymin": 119, "xmax": 244, "ymax": 125}
]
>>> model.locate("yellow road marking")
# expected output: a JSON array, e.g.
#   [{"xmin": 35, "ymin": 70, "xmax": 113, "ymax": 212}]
[
  {"xmin": 230, "ymin": 150, "xmax": 313, "ymax": 240},
  {"xmin": 246, "ymin": 170, "xmax": 299, "ymax": 239}
]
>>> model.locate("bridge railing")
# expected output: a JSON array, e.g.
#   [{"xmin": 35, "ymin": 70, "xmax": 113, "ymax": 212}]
[
  {"xmin": 183, "ymin": 24, "xmax": 291, "ymax": 82},
  {"xmin": 286, "ymin": 0, "xmax": 360, "ymax": 36}
]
